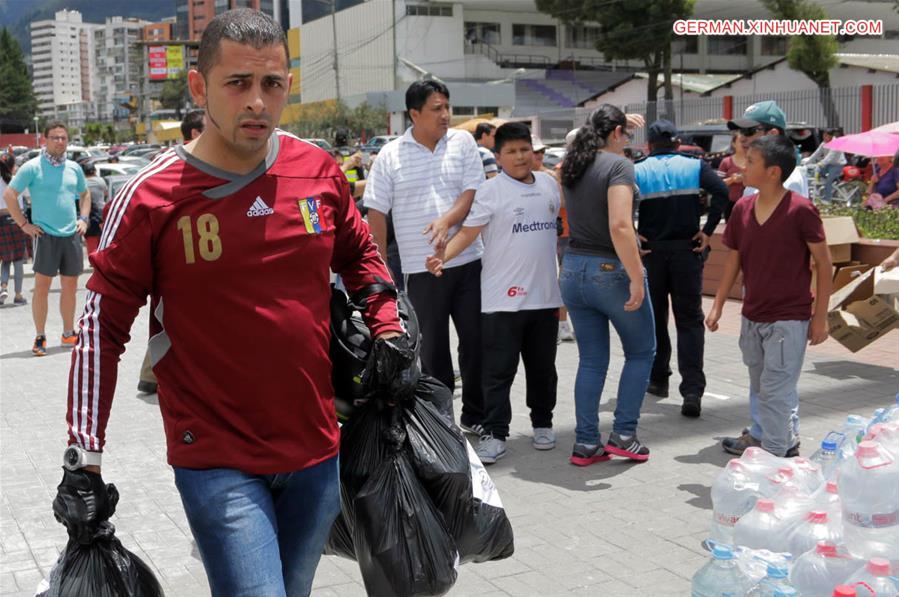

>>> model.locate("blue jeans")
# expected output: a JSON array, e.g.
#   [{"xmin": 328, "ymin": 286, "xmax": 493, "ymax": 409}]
[
  {"xmin": 174, "ymin": 456, "xmax": 341, "ymax": 597},
  {"xmin": 560, "ymin": 253, "xmax": 656, "ymax": 444}
]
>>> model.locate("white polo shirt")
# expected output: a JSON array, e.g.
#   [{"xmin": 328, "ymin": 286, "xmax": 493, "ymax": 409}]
[
  {"xmin": 363, "ymin": 127, "xmax": 485, "ymax": 274},
  {"xmin": 464, "ymin": 171, "xmax": 563, "ymax": 313}
]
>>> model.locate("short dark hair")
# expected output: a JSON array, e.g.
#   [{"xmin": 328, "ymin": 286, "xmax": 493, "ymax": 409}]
[
  {"xmin": 43, "ymin": 121, "xmax": 68, "ymax": 137},
  {"xmin": 197, "ymin": 8, "xmax": 288, "ymax": 78},
  {"xmin": 493, "ymin": 122, "xmax": 532, "ymax": 153},
  {"xmin": 180, "ymin": 110, "xmax": 206, "ymax": 140},
  {"xmin": 749, "ymin": 135, "xmax": 797, "ymax": 183},
  {"xmin": 474, "ymin": 122, "xmax": 496, "ymax": 141},
  {"xmin": 405, "ymin": 80, "xmax": 450, "ymax": 113},
  {"xmin": 80, "ymin": 161, "xmax": 96, "ymax": 176},
  {"xmin": 649, "ymin": 138, "xmax": 678, "ymax": 152}
]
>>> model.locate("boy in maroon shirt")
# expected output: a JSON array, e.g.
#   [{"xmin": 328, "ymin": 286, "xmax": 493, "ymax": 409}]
[{"xmin": 706, "ymin": 135, "xmax": 832, "ymax": 457}]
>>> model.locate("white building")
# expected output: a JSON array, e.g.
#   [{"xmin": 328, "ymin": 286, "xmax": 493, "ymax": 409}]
[
  {"xmin": 93, "ymin": 17, "xmax": 149, "ymax": 122},
  {"xmin": 30, "ymin": 10, "xmax": 101, "ymax": 129}
]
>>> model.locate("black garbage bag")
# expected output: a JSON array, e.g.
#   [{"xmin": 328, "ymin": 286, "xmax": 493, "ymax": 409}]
[
  {"xmin": 353, "ymin": 452, "xmax": 458, "ymax": 597},
  {"xmin": 36, "ymin": 522, "xmax": 164, "ymax": 597},
  {"xmin": 403, "ymin": 396, "xmax": 515, "ymax": 563}
]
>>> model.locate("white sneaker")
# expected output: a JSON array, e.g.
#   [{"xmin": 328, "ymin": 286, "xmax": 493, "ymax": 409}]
[
  {"xmin": 532, "ymin": 427, "xmax": 556, "ymax": 450},
  {"xmin": 557, "ymin": 321, "xmax": 575, "ymax": 343},
  {"xmin": 476, "ymin": 435, "xmax": 506, "ymax": 464}
]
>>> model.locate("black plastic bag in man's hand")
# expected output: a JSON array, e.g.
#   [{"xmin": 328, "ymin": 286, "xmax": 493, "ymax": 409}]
[
  {"xmin": 353, "ymin": 453, "xmax": 458, "ymax": 597},
  {"xmin": 364, "ymin": 334, "xmax": 420, "ymax": 404},
  {"xmin": 37, "ymin": 522, "xmax": 164, "ymax": 597},
  {"xmin": 52, "ymin": 468, "xmax": 119, "ymax": 545}
]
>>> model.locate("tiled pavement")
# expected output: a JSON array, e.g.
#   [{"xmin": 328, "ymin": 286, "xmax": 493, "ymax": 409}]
[{"xmin": 1, "ymin": 271, "xmax": 896, "ymax": 596}]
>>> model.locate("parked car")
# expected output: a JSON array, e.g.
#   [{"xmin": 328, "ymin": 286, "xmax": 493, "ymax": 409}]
[
  {"xmin": 303, "ymin": 138, "xmax": 333, "ymax": 150},
  {"xmin": 104, "ymin": 174, "xmax": 134, "ymax": 201},
  {"xmin": 359, "ymin": 135, "xmax": 398, "ymax": 153},
  {"xmin": 120, "ymin": 144, "xmax": 161, "ymax": 157},
  {"xmin": 96, "ymin": 163, "xmax": 142, "ymax": 178}
]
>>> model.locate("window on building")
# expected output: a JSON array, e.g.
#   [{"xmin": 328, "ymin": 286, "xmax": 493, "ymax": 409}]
[
  {"xmin": 565, "ymin": 25, "xmax": 600, "ymax": 49},
  {"xmin": 406, "ymin": 4, "xmax": 452, "ymax": 16},
  {"xmin": 465, "ymin": 22, "xmax": 501, "ymax": 45},
  {"xmin": 760, "ymin": 36, "xmax": 788, "ymax": 55},
  {"xmin": 512, "ymin": 24, "xmax": 556, "ymax": 47},
  {"xmin": 671, "ymin": 36, "xmax": 698, "ymax": 54},
  {"xmin": 708, "ymin": 35, "xmax": 747, "ymax": 55}
]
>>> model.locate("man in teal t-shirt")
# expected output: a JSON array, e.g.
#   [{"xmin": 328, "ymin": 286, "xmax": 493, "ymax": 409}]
[{"xmin": 2, "ymin": 122, "xmax": 90, "ymax": 356}]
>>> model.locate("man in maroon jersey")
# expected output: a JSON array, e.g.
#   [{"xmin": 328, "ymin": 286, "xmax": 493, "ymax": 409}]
[{"xmin": 51, "ymin": 9, "xmax": 407, "ymax": 596}]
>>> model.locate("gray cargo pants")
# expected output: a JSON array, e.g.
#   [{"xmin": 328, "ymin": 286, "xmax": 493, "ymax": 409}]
[{"xmin": 739, "ymin": 317, "xmax": 809, "ymax": 457}]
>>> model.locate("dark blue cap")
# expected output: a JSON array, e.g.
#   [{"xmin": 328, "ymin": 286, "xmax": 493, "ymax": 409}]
[{"xmin": 647, "ymin": 119, "xmax": 678, "ymax": 143}]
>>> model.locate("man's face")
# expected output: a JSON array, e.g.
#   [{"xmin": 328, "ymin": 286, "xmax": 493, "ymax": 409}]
[
  {"xmin": 481, "ymin": 128, "xmax": 496, "ymax": 150},
  {"xmin": 822, "ymin": 132, "xmax": 833, "ymax": 143},
  {"xmin": 531, "ymin": 149, "xmax": 545, "ymax": 171},
  {"xmin": 410, "ymin": 92, "xmax": 450, "ymax": 142},
  {"xmin": 738, "ymin": 124, "xmax": 766, "ymax": 152},
  {"xmin": 496, "ymin": 139, "xmax": 533, "ymax": 181},
  {"xmin": 45, "ymin": 127, "xmax": 68, "ymax": 158},
  {"xmin": 188, "ymin": 40, "xmax": 291, "ymax": 159}
]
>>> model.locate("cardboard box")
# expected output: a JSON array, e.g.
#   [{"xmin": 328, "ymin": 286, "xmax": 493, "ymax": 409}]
[
  {"xmin": 874, "ymin": 266, "xmax": 899, "ymax": 295},
  {"xmin": 827, "ymin": 268, "xmax": 899, "ymax": 352},
  {"xmin": 822, "ymin": 216, "xmax": 860, "ymax": 264}
]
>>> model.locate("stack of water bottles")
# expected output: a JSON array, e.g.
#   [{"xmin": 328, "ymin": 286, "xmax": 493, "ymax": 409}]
[{"xmin": 693, "ymin": 395, "xmax": 899, "ymax": 596}]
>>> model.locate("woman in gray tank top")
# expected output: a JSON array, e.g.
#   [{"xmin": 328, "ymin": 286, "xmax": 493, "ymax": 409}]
[{"xmin": 559, "ymin": 104, "xmax": 656, "ymax": 465}]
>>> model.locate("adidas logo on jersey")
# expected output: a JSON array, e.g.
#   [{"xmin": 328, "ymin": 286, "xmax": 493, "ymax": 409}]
[{"xmin": 247, "ymin": 197, "xmax": 274, "ymax": 217}]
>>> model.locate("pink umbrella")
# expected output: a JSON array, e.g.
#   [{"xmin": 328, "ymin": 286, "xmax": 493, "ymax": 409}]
[{"xmin": 825, "ymin": 130, "xmax": 899, "ymax": 157}]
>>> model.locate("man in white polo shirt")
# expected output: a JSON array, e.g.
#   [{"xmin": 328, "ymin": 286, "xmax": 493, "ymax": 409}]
[{"xmin": 364, "ymin": 80, "xmax": 486, "ymax": 433}]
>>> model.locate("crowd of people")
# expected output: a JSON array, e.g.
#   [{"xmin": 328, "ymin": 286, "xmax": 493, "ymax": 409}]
[{"xmin": 2, "ymin": 8, "xmax": 899, "ymax": 595}]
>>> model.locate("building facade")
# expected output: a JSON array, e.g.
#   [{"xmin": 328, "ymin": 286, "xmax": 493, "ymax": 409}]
[
  {"xmin": 94, "ymin": 17, "xmax": 149, "ymax": 122},
  {"xmin": 30, "ymin": 10, "xmax": 100, "ymax": 129},
  {"xmin": 173, "ymin": 0, "xmax": 276, "ymax": 40}
]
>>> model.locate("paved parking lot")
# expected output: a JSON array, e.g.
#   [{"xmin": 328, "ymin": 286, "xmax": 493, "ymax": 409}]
[{"xmin": 2, "ymin": 271, "xmax": 896, "ymax": 596}]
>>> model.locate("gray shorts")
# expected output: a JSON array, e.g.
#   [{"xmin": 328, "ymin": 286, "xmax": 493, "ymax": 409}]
[{"xmin": 33, "ymin": 233, "xmax": 83, "ymax": 277}]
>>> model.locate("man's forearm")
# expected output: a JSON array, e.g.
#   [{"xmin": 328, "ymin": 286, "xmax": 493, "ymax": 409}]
[
  {"xmin": 366, "ymin": 209, "xmax": 389, "ymax": 263},
  {"xmin": 439, "ymin": 189, "xmax": 476, "ymax": 228},
  {"xmin": 80, "ymin": 191, "xmax": 91, "ymax": 218},
  {"xmin": 812, "ymin": 259, "xmax": 833, "ymax": 321}
]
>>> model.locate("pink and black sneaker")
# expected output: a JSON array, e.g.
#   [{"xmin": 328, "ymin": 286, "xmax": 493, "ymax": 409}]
[
  {"xmin": 605, "ymin": 432, "xmax": 650, "ymax": 462},
  {"xmin": 569, "ymin": 442, "xmax": 611, "ymax": 466}
]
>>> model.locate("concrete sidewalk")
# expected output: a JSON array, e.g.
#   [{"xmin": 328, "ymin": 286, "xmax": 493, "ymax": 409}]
[{"xmin": 1, "ymin": 273, "xmax": 896, "ymax": 596}]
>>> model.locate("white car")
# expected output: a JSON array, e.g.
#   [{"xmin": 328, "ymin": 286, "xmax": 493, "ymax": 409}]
[{"xmin": 96, "ymin": 163, "xmax": 142, "ymax": 178}]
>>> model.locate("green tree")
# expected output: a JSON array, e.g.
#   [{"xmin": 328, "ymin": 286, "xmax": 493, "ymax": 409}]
[
  {"xmin": 536, "ymin": 0, "xmax": 695, "ymax": 121},
  {"xmin": 159, "ymin": 71, "xmax": 191, "ymax": 117},
  {"xmin": 0, "ymin": 27, "xmax": 38, "ymax": 129},
  {"xmin": 761, "ymin": 0, "xmax": 840, "ymax": 127},
  {"xmin": 285, "ymin": 101, "xmax": 388, "ymax": 142}
]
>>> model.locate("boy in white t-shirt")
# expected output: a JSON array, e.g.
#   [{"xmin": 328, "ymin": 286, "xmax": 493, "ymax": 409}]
[{"xmin": 426, "ymin": 123, "xmax": 563, "ymax": 464}]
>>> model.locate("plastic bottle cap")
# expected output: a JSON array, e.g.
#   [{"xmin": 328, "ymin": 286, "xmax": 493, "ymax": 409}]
[
  {"xmin": 832, "ymin": 586, "xmax": 856, "ymax": 597},
  {"xmin": 867, "ymin": 557, "xmax": 891, "ymax": 576},
  {"xmin": 826, "ymin": 481, "xmax": 838, "ymax": 494},
  {"xmin": 821, "ymin": 439, "xmax": 838, "ymax": 451},
  {"xmin": 727, "ymin": 459, "xmax": 743, "ymax": 471},
  {"xmin": 856, "ymin": 441, "xmax": 878, "ymax": 457},
  {"xmin": 711, "ymin": 544, "xmax": 734, "ymax": 560},
  {"xmin": 808, "ymin": 510, "xmax": 828, "ymax": 523},
  {"xmin": 778, "ymin": 466, "xmax": 794, "ymax": 477},
  {"xmin": 816, "ymin": 541, "xmax": 838, "ymax": 556},
  {"xmin": 766, "ymin": 564, "xmax": 788, "ymax": 579},
  {"xmin": 756, "ymin": 499, "xmax": 775, "ymax": 513}
]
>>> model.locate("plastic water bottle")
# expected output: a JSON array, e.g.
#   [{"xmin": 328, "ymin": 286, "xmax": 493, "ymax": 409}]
[
  {"xmin": 839, "ymin": 441, "xmax": 899, "ymax": 560},
  {"xmin": 761, "ymin": 467, "xmax": 803, "ymax": 499},
  {"xmin": 846, "ymin": 557, "xmax": 899, "ymax": 597},
  {"xmin": 791, "ymin": 542, "xmax": 864, "ymax": 597},
  {"xmin": 734, "ymin": 499, "xmax": 791, "ymax": 553},
  {"xmin": 740, "ymin": 446, "xmax": 782, "ymax": 479},
  {"xmin": 691, "ymin": 544, "xmax": 753, "ymax": 597},
  {"xmin": 746, "ymin": 564, "xmax": 795, "ymax": 596},
  {"xmin": 791, "ymin": 458, "xmax": 825, "ymax": 493},
  {"xmin": 812, "ymin": 481, "xmax": 841, "ymax": 521},
  {"xmin": 787, "ymin": 510, "xmax": 843, "ymax": 558},
  {"xmin": 711, "ymin": 460, "xmax": 761, "ymax": 545},
  {"xmin": 809, "ymin": 434, "xmax": 844, "ymax": 480},
  {"xmin": 773, "ymin": 588, "xmax": 798, "ymax": 597},
  {"xmin": 885, "ymin": 393, "xmax": 899, "ymax": 424},
  {"xmin": 866, "ymin": 423, "xmax": 899, "ymax": 455},
  {"xmin": 842, "ymin": 416, "xmax": 871, "ymax": 458}
]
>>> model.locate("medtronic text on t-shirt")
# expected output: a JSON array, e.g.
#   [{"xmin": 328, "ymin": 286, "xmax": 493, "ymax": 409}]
[
  {"xmin": 9, "ymin": 155, "xmax": 86, "ymax": 237},
  {"xmin": 464, "ymin": 171, "xmax": 563, "ymax": 313}
]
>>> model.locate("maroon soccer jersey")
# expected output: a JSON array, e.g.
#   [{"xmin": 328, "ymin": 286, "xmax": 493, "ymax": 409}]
[
  {"xmin": 721, "ymin": 191, "xmax": 826, "ymax": 323},
  {"xmin": 67, "ymin": 132, "xmax": 402, "ymax": 473}
]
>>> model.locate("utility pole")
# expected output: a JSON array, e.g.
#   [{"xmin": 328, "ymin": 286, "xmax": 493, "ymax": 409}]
[{"xmin": 331, "ymin": 0, "xmax": 341, "ymax": 101}]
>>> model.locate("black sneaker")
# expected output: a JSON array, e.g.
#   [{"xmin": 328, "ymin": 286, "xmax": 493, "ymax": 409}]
[
  {"xmin": 137, "ymin": 380, "xmax": 158, "ymax": 394},
  {"xmin": 32, "ymin": 335, "xmax": 47, "ymax": 357},
  {"xmin": 646, "ymin": 381, "xmax": 668, "ymax": 398},
  {"xmin": 569, "ymin": 442, "xmax": 611, "ymax": 466},
  {"xmin": 681, "ymin": 395, "xmax": 702, "ymax": 418},
  {"xmin": 605, "ymin": 432, "xmax": 650, "ymax": 461}
]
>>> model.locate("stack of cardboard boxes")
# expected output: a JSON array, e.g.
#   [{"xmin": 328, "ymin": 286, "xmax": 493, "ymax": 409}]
[{"xmin": 822, "ymin": 216, "xmax": 899, "ymax": 352}]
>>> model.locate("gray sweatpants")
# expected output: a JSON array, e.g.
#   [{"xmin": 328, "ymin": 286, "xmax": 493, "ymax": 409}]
[{"xmin": 739, "ymin": 317, "xmax": 809, "ymax": 457}]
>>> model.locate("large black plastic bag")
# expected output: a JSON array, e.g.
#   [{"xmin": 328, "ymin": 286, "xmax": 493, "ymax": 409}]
[
  {"xmin": 403, "ymin": 397, "xmax": 514, "ymax": 563},
  {"xmin": 36, "ymin": 522, "xmax": 164, "ymax": 597},
  {"xmin": 353, "ymin": 452, "xmax": 458, "ymax": 597}
]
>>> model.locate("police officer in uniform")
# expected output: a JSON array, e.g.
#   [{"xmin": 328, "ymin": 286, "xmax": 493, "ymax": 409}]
[{"xmin": 634, "ymin": 120, "xmax": 729, "ymax": 418}]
